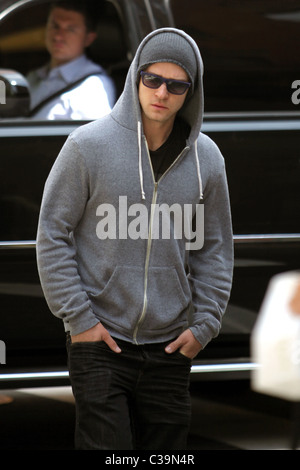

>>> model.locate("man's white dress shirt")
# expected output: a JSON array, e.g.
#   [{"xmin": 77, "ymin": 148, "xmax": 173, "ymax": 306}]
[{"xmin": 27, "ymin": 55, "xmax": 116, "ymax": 120}]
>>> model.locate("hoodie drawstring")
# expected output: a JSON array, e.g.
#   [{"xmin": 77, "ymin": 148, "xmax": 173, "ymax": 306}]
[
  {"xmin": 138, "ymin": 121, "xmax": 146, "ymax": 200},
  {"xmin": 194, "ymin": 140, "xmax": 204, "ymax": 202}
]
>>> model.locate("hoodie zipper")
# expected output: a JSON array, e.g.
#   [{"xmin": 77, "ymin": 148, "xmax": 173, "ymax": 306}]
[
  {"xmin": 133, "ymin": 181, "xmax": 158, "ymax": 344},
  {"xmin": 133, "ymin": 139, "xmax": 189, "ymax": 344}
]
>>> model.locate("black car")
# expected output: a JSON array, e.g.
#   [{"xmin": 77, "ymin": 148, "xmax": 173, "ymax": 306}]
[{"xmin": 0, "ymin": 0, "xmax": 299, "ymax": 387}]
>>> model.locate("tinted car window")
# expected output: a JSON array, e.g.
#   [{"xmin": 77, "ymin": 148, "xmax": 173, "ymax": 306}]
[
  {"xmin": 170, "ymin": 0, "xmax": 300, "ymax": 112},
  {"xmin": 214, "ymin": 123, "xmax": 300, "ymax": 234},
  {"xmin": 0, "ymin": 128, "xmax": 68, "ymax": 240}
]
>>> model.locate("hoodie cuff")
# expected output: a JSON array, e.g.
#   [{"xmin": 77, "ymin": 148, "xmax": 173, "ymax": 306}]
[
  {"xmin": 189, "ymin": 320, "xmax": 221, "ymax": 349},
  {"xmin": 64, "ymin": 311, "xmax": 100, "ymax": 337}
]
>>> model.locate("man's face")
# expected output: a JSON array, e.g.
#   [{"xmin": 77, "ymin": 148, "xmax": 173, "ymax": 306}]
[
  {"xmin": 138, "ymin": 62, "xmax": 189, "ymax": 128},
  {"xmin": 45, "ymin": 7, "xmax": 97, "ymax": 68}
]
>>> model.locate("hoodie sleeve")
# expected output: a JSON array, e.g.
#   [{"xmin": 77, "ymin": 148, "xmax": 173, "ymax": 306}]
[
  {"xmin": 36, "ymin": 135, "xmax": 99, "ymax": 335},
  {"xmin": 188, "ymin": 137, "xmax": 234, "ymax": 348}
]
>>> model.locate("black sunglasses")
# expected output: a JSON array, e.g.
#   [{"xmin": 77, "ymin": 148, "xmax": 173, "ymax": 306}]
[{"xmin": 140, "ymin": 71, "xmax": 191, "ymax": 95}]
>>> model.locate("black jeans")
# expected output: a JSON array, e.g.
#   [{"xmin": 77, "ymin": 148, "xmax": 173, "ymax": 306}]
[{"xmin": 67, "ymin": 336, "xmax": 191, "ymax": 450}]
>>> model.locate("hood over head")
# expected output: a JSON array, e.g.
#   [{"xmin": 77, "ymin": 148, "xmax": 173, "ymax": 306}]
[
  {"xmin": 112, "ymin": 28, "xmax": 204, "ymax": 143},
  {"xmin": 110, "ymin": 28, "xmax": 204, "ymax": 199}
]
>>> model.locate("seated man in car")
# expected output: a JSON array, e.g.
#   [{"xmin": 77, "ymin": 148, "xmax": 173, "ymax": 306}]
[{"xmin": 27, "ymin": 1, "xmax": 116, "ymax": 120}]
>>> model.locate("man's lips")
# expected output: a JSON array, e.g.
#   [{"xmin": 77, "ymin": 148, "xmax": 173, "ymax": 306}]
[
  {"xmin": 51, "ymin": 41, "xmax": 66, "ymax": 50},
  {"xmin": 151, "ymin": 103, "xmax": 168, "ymax": 110}
]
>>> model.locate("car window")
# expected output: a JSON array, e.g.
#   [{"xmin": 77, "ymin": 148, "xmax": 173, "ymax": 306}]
[
  {"xmin": 0, "ymin": 0, "xmax": 128, "ymax": 121},
  {"xmin": 0, "ymin": 130, "xmax": 68, "ymax": 240},
  {"xmin": 170, "ymin": 0, "xmax": 300, "ymax": 112}
]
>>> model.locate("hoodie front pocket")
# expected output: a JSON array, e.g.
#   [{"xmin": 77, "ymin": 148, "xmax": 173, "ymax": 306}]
[
  {"xmin": 88, "ymin": 265, "xmax": 144, "ymax": 329},
  {"xmin": 144, "ymin": 266, "xmax": 191, "ymax": 329}
]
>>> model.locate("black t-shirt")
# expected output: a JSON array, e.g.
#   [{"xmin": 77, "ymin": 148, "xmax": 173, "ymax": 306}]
[{"xmin": 149, "ymin": 118, "xmax": 190, "ymax": 181}]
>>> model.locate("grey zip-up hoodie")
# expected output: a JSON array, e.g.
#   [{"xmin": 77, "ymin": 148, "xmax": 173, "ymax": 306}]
[{"xmin": 36, "ymin": 28, "xmax": 233, "ymax": 348}]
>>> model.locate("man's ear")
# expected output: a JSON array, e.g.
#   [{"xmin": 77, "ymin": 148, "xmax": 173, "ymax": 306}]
[{"xmin": 85, "ymin": 31, "xmax": 97, "ymax": 48}]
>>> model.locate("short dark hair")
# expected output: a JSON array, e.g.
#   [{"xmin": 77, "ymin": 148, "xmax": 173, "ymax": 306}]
[{"xmin": 49, "ymin": 1, "xmax": 99, "ymax": 32}]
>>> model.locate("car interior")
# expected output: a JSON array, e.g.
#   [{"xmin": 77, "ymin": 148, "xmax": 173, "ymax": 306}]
[{"xmin": 0, "ymin": 0, "xmax": 130, "ymax": 113}]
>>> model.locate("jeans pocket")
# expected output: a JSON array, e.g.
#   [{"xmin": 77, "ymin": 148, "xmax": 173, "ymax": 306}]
[{"xmin": 175, "ymin": 350, "xmax": 192, "ymax": 364}]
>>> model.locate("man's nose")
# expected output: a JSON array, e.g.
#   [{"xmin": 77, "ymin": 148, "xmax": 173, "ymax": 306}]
[
  {"xmin": 53, "ymin": 26, "xmax": 65, "ymax": 39},
  {"xmin": 155, "ymin": 83, "xmax": 169, "ymax": 98}
]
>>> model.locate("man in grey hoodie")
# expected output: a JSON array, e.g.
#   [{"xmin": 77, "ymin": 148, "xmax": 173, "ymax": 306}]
[{"xmin": 37, "ymin": 28, "xmax": 233, "ymax": 450}]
